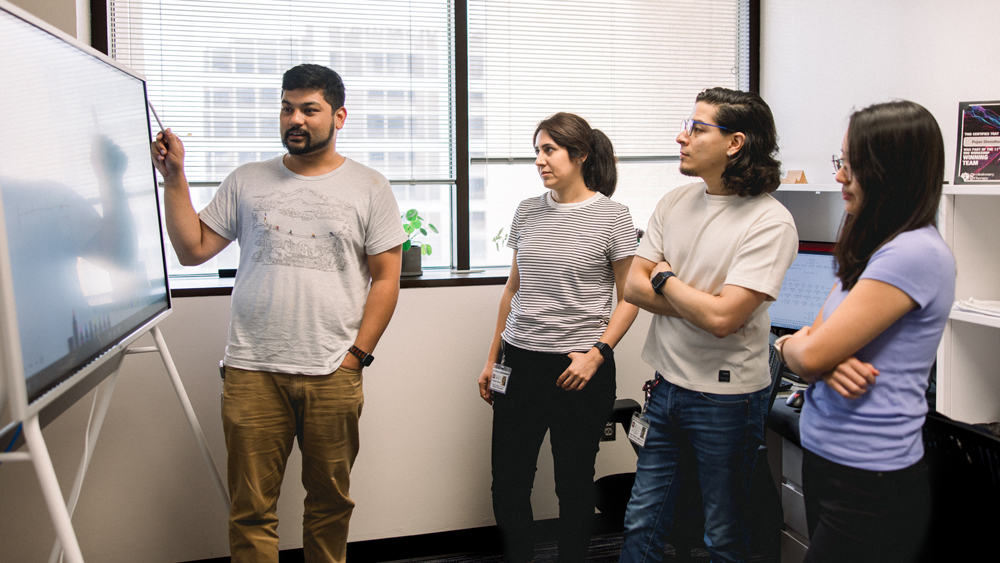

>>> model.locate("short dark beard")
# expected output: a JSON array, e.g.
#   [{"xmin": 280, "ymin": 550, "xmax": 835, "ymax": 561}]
[
  {"xmin": 679, "ymin": 162, "xmax": 698, "ymax": 177},
  {"xmin": 282, "ymin": 123, "xmax": 336, "ymax": 156}
]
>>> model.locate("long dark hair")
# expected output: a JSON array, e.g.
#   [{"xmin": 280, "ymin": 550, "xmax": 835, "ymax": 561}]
[
  {"xmin": 835, "ymin": 100, "xmax": 944, "ymax": 290},
  {"xmin": 533, "ymin": 112, "xmax": 618, "ymax": 197},
  {"xmin": 695, "ymin": 88, "xmax": 782, "ymax": 197}
]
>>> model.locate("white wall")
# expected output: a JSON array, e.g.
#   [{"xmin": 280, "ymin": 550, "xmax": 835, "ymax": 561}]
[
  {"xmin": 0, "ymin": 288, "xmax": 654, "ymax": 562},
  {"xmin": 762, "ymin": 0, "xmax": 998, "ymax": 185}
]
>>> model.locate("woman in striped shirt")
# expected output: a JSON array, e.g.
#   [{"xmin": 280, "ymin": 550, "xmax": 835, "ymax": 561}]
[{"xmin": 477, "ymin": 112, "xmax": 640, "ymax": 563}]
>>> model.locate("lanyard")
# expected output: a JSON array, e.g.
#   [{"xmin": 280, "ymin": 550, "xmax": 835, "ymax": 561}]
[{"xmin": 640, "ymin": 376, "xmax": 659, "ymax": 415}]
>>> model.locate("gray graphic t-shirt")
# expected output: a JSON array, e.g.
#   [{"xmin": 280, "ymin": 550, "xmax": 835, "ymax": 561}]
[{"xmin": 200, "ymin": 156, "xmax": 406, "ymax": 375}]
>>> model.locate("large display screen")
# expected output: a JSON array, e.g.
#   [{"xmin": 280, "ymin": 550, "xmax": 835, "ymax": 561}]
[
  {"xmin": 769, "ymin": 245, "xmax": 838, "ymax": 332},
  {"xmin": 0, "ymin": 7, "xmax": 169, "ymax": 403}
]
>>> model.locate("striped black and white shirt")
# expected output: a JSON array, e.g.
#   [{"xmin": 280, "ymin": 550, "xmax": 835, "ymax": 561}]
[{"xmin": 502, "ymin": 191, "xmax": 636, "ymax": 354}]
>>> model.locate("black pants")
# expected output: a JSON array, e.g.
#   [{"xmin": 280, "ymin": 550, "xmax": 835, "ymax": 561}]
[
  {"xmin": 491, "ymin": 342, "xmax": 616, "ymax": 563},
  {"xmin": 802, "ymin": 448, "xmax": 931, "ymax": 563}
]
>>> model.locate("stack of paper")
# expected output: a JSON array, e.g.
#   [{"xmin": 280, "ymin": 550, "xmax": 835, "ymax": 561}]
[{"xmin": 953, "ymin": 298, "xmax": 1000, "ymax": 318}]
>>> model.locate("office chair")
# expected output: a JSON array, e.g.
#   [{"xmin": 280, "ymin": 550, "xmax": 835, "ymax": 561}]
[
  {"xmin": 594, "ymin": 344, "xmax": 785, "ymax": 560},
  {"xmin": 920, "ymin": 410, "xmax": 1000, "ymax": 561}
]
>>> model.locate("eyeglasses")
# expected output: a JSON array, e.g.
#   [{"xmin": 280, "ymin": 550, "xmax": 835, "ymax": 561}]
[
  {"xmin": 681, "ymin": 118, "xmax": 728, "ymax": 136},
  {"xmin": 832, "ymin": 154, "xmax": 853, "ymax": 178},
  {"xmin": 832, "ymin": 155, "xmax": 844, "ymax": 174},
  {"xmin": 832, "ymin": 154, "xmax": 854, "ymax": 182}
]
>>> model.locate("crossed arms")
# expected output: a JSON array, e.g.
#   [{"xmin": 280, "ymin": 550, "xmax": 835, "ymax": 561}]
[{"xmin": 623, "ymin": 255, "xmax": 767, "ymax": 339}]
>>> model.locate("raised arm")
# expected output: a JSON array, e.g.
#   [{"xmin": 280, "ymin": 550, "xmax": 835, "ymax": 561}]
[
  {"xmin": 340, "ymin": 245, "xmax": 403, "ymax": 371},
  {"xmin": 151, "ymin": 128, "xmax": 231, "ymax": 265}
]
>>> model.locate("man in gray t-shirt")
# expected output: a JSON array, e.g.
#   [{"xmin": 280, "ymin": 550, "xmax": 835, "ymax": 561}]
[{"xmin": 152, "ymin": 64, "xmax": 405, "ymax": 563}]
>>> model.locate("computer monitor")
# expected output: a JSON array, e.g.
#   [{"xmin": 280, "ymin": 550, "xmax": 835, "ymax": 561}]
[{"xmin": 769, "ymin": 242, "xmax": 838, "ymax": 333}]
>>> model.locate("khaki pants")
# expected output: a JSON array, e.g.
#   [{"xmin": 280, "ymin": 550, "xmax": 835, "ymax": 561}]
[{"xmin": 222, "ymin": 365, "xmax": 364, "ymax": 563}]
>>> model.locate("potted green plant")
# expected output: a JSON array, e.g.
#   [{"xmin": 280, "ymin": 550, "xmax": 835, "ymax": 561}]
[{"xmin": 401, "ymin": 208, "xmax": 437, "ymax": 276}]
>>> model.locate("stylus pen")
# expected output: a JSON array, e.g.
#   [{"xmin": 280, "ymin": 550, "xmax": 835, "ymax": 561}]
[{"xmin": 147, "ymin": 98, "xmax": 165, "ymax": 132}]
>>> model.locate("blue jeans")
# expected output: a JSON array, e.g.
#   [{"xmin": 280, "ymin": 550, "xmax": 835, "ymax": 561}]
[{"xmin": 620, "ymin": 375, "xmax": 767, "ymax": 563}]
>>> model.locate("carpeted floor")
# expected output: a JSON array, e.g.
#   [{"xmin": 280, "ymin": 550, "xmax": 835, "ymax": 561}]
[
  {"xmin": 391, "ymin": 535, "xmax": 623, "ymax": 563},
  {"xmin": 389, "ymin": 534, "xmax": 778, "ymax": 563}
]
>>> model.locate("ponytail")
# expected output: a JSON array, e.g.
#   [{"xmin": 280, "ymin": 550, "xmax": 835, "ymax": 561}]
[{"xmin": 584, "ymin": 128, "xmax": 617, "ymax": 197}]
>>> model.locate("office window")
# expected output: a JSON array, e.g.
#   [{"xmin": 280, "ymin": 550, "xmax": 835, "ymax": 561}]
[
  {"xmin": 110, "ymin": 0, "xmax": 455, "ymax": 276},
  {"xmin": 468, "ymin": 0, "xmax": 751, "ymax": 267},
  {"xmin": 110, "ymin": 0, "xmax": 752, "ymax": 279}
]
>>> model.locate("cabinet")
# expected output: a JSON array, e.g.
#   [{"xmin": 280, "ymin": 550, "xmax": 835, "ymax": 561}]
[
  {"xmin": 779, "ymin": 437, "xmax": 809, "ymax": 563},
  {"xmin": 937, "ymin": 188, "xmax": 1000, "ymax": 424}
]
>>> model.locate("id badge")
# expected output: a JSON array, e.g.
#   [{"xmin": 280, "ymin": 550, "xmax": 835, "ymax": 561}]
[
  {"xmin": 490, "ymin": 363, "xmax": 512, "ymax": 394},
  {"xmin": 628, "ymin": 412, "xmax": 650, "ymax": 447}
]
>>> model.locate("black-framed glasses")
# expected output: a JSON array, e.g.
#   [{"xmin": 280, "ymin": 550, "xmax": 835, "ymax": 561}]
[
  {"xmin": 832, "ymin": 155, "xmax": 844, "ymax": 174},
  {"xmin": 832, "ymin": 154, "xmax": 852, "ymax": 181},
  {"xmin": 681, "ymin": 118, "xmax": 728, "ymax": 136}
]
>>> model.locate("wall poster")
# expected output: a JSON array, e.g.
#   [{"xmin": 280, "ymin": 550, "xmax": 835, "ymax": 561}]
[{"xmin": 955, "ymin": 101, "xmax": 1000, "ymax": 184}]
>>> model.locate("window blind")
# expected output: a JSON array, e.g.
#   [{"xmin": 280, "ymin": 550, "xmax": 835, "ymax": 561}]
[
  {"xmin": 110, "ymin": 0, "xmax": 456, "ymax": 184},
  {"xmin": 468, "ymin": 0, "xmax": 749, "ymax": 160}
]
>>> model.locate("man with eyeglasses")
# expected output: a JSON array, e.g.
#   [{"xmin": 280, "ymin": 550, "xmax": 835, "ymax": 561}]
[{"xmin": 619, "ymin": 87, "xmax": 798, "ymax": 563}]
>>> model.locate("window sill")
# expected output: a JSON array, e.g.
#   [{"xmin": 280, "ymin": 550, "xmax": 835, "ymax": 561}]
[{"xmin": 168, "ymin": 267, "xmax": 510, "ymax": 298}]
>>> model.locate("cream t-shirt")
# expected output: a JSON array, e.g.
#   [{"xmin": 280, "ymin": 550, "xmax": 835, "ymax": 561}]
[{"xmin": 637, "ymin": 182, "xmax": 798, "ymax": 394}]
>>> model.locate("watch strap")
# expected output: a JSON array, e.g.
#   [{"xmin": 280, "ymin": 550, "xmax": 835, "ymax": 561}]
[
  {"xmin": 348, "ymin": 345, "xmax": 374, "ymax": 367},
  {"xmin": 593, "ymin": 341, "xmax": 613, "ymax": 362},
  {"xmin": 772, "ymin": 334, "xmax": 793, "ymax": 365},
  {"xmin": 652, "ymin": 271, "xmax": 676, "ymax": 295}
]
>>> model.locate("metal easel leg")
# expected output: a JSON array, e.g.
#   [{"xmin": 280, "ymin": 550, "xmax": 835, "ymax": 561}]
[
  {"xmin": 47, "ymin": 371, "xmax": 120, "ymax": 563},
  {"xmin": 151, "ymin": 325, "xmax": 230, "ymax": 509},
  {"xmin": 23, "ymin": 415, "xmax": 85, "ymax": 563}
]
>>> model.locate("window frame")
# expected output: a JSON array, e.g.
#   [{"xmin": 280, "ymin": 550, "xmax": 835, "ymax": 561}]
[{"xmin": 91, "ymin": 0, "xmax": 759, "ymax": 292}]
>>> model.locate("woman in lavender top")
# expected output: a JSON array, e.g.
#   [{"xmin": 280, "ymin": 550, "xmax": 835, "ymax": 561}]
[{"xmin": 774, "ymin": 100, "xmax": 955, "ymax": 563}]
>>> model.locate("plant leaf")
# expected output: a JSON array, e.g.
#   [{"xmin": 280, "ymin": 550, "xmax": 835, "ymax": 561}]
[
  {"xmin": 402, "ymin": 240, "xmax": 411, "ymax": 252},
  {"xmin": 405, "ymin": 209, "xmax": 419, "ymax": 221},
  {"xmin": 410, "ymin": 219, "xmax": 422, "ymax": 229},
  {"xmin": 422, "ymin": 244, "xmax": 432, "ymax": 256},
  {"xmin": 419, "ymin": 228, "xmax": 427, "ymax": 236},
  {"xmin": 403, "ymin": 224, "xmax": 413, "ymax": 234},
  {"xmin": 428, "ymin": 224, "xmax": 438, "ymax": 234}
]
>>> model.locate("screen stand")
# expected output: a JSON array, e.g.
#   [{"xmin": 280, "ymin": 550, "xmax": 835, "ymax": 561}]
[{"xmin": 2, "ymin": 325, "xmax": 229, "ymax": 563}]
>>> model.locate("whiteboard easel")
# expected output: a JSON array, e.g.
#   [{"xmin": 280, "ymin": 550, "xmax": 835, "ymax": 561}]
[
  {"xmin": 0, "ymin": 183, "xmax": 228, "ymax": 563},
  {"xmin": 0, "ymin": 312, "xmax": 232, "ymax": 563},
  {"xmin": 0, "ymin": 320, "xmax": 230, "ymax": 563}
]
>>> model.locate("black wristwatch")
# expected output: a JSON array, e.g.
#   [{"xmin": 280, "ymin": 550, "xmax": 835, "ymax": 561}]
[
  {"xmin": 651, "ymin": 271, "xmax": 676, "ymax": 295},
  {"xmin": 348, "ymin": 345, "xmax": 374, "ymax": 367},
  {"xmin": 593, "ymin": 341, "xmax": 614, "ymax": 362}
]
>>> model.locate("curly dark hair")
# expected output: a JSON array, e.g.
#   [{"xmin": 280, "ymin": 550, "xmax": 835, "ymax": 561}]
[
  {"xmin": 533, "ymin": 112, "xmax": 618, "ymax": 197},
  {"xmin": 695, "ymin": 88, "xmax": 781, "ymax": 197},
  {"xmin": 834, "ymin": 100, "xmax": 944, "ymax": 290},
  {"xmin": 282, "ymin": 64, "xmax": 345, "ymax": 110}
]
